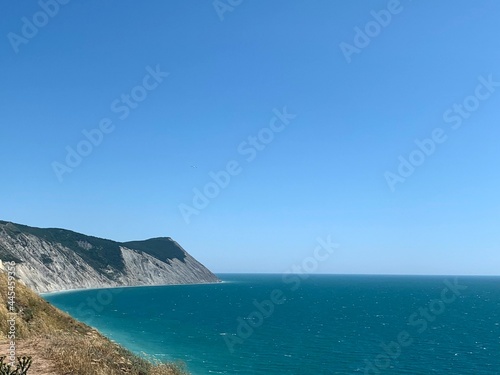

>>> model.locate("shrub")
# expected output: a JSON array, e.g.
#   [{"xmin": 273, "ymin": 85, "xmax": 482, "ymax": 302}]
[{"xmin": 0, "ymin": 356, "xmax": 32, "ymax": 375}]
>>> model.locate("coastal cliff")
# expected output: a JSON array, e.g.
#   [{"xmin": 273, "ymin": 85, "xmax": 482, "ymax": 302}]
[{"xmin": 0, "ymin": 221, "xmax": 219, "ymax": 293}]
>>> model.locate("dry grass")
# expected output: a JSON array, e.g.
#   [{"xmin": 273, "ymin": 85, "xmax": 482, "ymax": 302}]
[
  {"xmin": 0, "ymin": 271, "xmax": 89, "ymax": 340},
  {"xmin": 0, "ymin": 271, "xmax": 189, "ymax": 375},
  {"xmin": 42, "ymin": 331, "xmax": 188, "ymax": 375}
]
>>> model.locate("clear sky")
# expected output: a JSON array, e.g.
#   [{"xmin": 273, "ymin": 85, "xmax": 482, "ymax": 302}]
[{"xmin": 1, "ymin": 0, "xmax": 499, "ymax": 275}]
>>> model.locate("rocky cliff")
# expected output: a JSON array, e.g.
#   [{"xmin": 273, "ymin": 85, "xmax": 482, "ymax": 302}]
[{"xmin": 0, "ymin": 221, "xmax": 220, "ymax": 293}]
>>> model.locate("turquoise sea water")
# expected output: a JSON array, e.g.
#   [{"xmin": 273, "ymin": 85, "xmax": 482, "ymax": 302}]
[{"xmin": 43, "ymin": 274, "xmax": 500, "ymax": 374}]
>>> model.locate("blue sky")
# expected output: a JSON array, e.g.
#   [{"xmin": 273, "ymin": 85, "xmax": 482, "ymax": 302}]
[{"xmin": 1, "ymin": 0, "xmax": 499, "ymax": 275}]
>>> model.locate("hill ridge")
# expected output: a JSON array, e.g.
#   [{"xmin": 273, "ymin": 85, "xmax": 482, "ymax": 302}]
[{"xmin": 0, "ymin": 220, "xmax": 219, "ymax": 293}]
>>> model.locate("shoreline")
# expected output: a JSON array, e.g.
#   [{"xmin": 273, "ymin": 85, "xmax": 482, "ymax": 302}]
[
  {"xmin": 40, "ymin": 279, "xmax": 226, "ymax": 296},
  {"xmin": 39, "ymin": 273, "xmax": 500, "ymax": 295}
]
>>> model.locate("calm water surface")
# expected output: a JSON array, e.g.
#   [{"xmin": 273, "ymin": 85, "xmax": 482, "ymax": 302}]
[{"xmin": 43, "ymin": 274, "xmax": 500, "ymax": 374}]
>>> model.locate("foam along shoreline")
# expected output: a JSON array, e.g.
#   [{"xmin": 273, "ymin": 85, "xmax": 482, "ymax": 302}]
[{"xmin": 40, "ymin": 279, "xmax": 226, "ymax": 296}]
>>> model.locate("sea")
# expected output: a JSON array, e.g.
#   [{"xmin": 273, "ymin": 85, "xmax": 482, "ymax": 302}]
[{"xmin": 42, "ymin": 274, "xmax": 500, "ymax": 375}]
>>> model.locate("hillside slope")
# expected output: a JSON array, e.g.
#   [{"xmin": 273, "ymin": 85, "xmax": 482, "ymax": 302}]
[
  {"xmin": 0, "ymin": 271, "xmax": 187, "ymax": 375},
  {"xmin": 0, "ymin": 221, "xmax": 219, "ymax": 293}
]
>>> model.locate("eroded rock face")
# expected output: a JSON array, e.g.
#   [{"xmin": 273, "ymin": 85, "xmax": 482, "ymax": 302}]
[{"xmin": 0, "ymin": 221, "xmax": 219, "ymax": 293}]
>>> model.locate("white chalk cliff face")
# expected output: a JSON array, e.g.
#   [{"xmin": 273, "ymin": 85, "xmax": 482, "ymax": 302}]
[{"xmin": 0, "ymin": 221, "xmax": 220, "ymax": 293}]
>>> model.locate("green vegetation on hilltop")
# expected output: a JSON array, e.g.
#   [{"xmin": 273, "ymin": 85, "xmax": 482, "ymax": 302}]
[
  {"xmin": 0, "ymin": 221, "xmax": 125, "ymax": 274},
  {"xmin": 0, "ymin": 221, "xmax": 187, "ymax": 276},
  {"xmin": 123, "ymin": 238, "xmax": 186, "ymax": 264}
]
